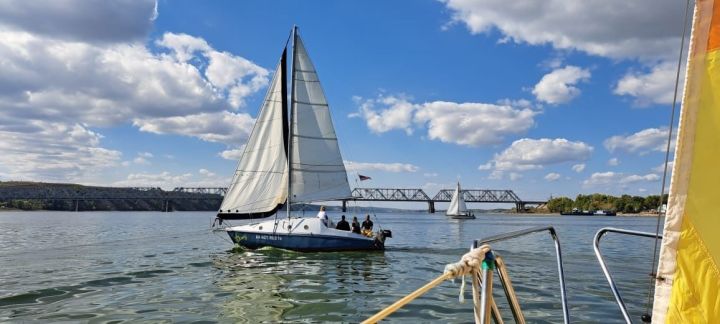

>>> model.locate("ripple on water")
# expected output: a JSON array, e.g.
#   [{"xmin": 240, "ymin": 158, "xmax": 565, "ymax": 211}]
[{"xmin": 0, "ymin": 212, "xmax": 659, "ymax": 323}]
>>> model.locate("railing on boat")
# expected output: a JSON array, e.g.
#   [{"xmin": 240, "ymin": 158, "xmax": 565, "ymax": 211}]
[{"xmin": 593, "ymin": 227, "xmax": 662, "ymax": 324}]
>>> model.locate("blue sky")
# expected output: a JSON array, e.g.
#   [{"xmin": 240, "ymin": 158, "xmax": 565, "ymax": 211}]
[{"xmin": 0, "ymin": 0, "xmax": 686, "ymax": 203}]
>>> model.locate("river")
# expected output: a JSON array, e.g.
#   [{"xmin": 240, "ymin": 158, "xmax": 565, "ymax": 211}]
[{"xmin": 0, "ymin": 211, "xmax": 660, "ymax": 323}]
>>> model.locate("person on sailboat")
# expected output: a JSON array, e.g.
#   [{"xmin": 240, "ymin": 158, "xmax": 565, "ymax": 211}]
[
  {"xmin": 336, "ymin": 215, "xmax": 350, "ymax": 231},
  {"xmin": 317, "ymin": 206, "xmax": 329, "ymax": 227},
  {"xmin": 351, "ymin": 216, "xmax": 361, "ymax": 234},
  {"xmin": 361, "ymin": 215, "xmax": 374, "ymax": 236}
]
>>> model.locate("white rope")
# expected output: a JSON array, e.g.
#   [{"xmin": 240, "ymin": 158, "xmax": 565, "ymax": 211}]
[{"xmin": 444, "ymin": 245, "xmax": 490, "ymax": 306}]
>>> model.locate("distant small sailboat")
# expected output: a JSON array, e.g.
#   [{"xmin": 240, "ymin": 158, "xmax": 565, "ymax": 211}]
[
  {"xmin": 446, "ymin": 182, "xmax": 475, "ymax": 219},
  {"xmin": 215, "ymin": 27, "xmax": 391, "ymax": 252}
]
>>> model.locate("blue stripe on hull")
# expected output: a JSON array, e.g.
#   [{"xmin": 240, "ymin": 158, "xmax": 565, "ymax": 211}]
[{"xmin": 227, "ymin": 231, "xmax": 384, "ymax": 252}]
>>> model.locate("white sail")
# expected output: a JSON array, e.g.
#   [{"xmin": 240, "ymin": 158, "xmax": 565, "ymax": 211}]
[
  {"xmin": 289, "ymin": 34, "xmax": 351, "ymax": 203},
  {"xmin": 447, "ymin": 182, "xmax": 467, "ymax": 216},
  {"xmin": 219, "ymin": 55, "xmax": 288, "ymax": 217}
]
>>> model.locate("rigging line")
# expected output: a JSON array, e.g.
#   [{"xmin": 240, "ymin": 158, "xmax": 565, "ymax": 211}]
[{"xmin": 644, "ymin": 0, "xmax": 691, "ymax": 317}]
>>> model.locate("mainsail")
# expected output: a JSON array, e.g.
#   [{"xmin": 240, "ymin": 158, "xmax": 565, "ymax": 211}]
[
  {"xmin": 652, "ymin": 0, "xmax": 720, "ymax": 322},
  {"xmin": 289, "ymin": 32, "xmax": 352, "ymax": 203},
  {"xmin": 218, "ymin": 49, "xmax": 289, "ymax": 219},
  {"xmin": 447, "ymin": 182, "xmax": 468, "ymax": 216}
]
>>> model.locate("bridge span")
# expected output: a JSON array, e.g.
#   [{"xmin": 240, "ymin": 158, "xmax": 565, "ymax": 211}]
[{"xmin": 342, "ymin": 188, "xmax": 546, "ymax": 213}]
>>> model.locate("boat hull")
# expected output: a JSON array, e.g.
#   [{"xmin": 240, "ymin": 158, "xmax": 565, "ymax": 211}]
[{"xmin": 227, "ymin": 230, "xmax": 383, "ymax": 252}]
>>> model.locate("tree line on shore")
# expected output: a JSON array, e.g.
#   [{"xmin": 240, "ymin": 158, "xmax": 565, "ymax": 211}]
[{"xmin": 546, "ymin": 193, "xmax": 668, "ymax": 214}]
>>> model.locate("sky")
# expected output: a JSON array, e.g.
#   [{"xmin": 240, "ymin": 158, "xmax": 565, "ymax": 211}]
[{"xmin": 0, "ymin": 0, "xmax": 689, "ymax": 204}]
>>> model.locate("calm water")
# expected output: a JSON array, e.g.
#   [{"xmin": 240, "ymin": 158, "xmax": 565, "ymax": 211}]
[{"xmin": 0, "ymin": 211, "xmax": 661, "ymax": 323}]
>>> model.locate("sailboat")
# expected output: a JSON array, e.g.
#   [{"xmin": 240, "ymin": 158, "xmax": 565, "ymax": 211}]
[
  {"xmin": 446, "ymin": 182, "xmax": 475, "ymax": 219},
  {"xmin": 215, "ymin": 27, "xmax": 391, "ymax": 252}
]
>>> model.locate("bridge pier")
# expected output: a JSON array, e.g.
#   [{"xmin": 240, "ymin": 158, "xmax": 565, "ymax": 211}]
[
  {"xmin": 515, "ymin": 202, "xmax": 526, "ymax": 213},
  {"xmin": 342, "ymin": 200, "xmax": 347, "ymax": 212},
  {"xmin": 428, "ymin": 201, "xmax": 435, "ymax": 213}
]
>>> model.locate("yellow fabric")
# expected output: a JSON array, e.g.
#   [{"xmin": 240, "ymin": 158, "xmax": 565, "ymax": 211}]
[{"xmin": 663, "ymin": 32, "xmax": 720, "ymax": 324}]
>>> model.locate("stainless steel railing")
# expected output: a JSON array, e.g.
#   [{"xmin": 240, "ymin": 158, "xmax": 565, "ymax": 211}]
[
  {"xmin": 473, "ymin": 226, "xmax": 569, "ymax": 324},
  {"xmin": 593, "ymin": 227, "xmax": 662, "ymax": 324}
]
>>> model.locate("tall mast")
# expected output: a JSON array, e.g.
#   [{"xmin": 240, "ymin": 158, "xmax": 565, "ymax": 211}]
[{"xmin": 287, "ymin": 26, "xmax": 298, "ymax": 220}]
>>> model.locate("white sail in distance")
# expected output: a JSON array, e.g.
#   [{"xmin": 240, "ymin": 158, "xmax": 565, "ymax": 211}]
[
  {"xmin": 289, "ymin": 33, "xmax": 352, "ymax": 203},
  {"xmin": 219, "ymin": 52, "xmax": 288, "ymax": 218},
  {"xmin": 447, "ymin": 182, "xmax": 467, "ymax": 216}
]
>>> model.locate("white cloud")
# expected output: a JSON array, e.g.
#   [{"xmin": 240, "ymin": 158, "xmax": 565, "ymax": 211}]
[
  {"xmin": 138, "ymin": 152, "xmax": 154, "ymax": 158},
  {"xmin": 583, "ymin": 171, "xmax": 660, "ymax": 187},
  {"xmin": 352, "ymin": 95, "xmax": 538, "ymax": 146},
  {"xmin": 0, "ymin": 121, "xmax": 122, "ymax": 181},
  {"xmin": 344, "ymin": 161, "xmax": 419, "ymax": 173},
  {"xmin": 509, "ymin": 172, "xmax": 523, "ymax": 181},
  {"xmin": 133, "ymin": 157, "xmax": 150, "ymax": 165},
  {"xmin": 620, "ymin": 173, "xmax": 660, "ymax": 184},
  {"xmin": 133, "ymin": 111, "xmax": 255, "ymax": 145},
  {"xmin": 604, "ymin": 127, "xmax": 673, "ymax": 155},
  {"xmin": 423, "ymin": 173, "xmax": 439, "ymax": 177},
  {"xmin": 199, "ymin": 168, "xmax": 216, "ymax": 177},
  {"xmin": 0, "ymin": 0, "xmax": 157, "ymax": 43},
  {"xmin": 532, "ymin": 66, "xmax": 591, "ymax": 104},
  {"xmin": 219, "ymin": 148, "xmax": 245, "ymax": 161},
  {"xmin": 350, "ymin": 95, "xmax": 417, "ymax": 135},
  {"xmin": 614, "ymin": 62, "xmax": 682, "ymax": 106},
  {"xmin": 571, "ymin": 163, "xmax": 586, "ymax": 173},
  {"xmin": 608, "ymin": 158, "xmax": 620, "ymax": 166},
  {"xmin": 481, "ymin": 138, "xmax": 593, "ymax": 171},
  {"xmin": 442, "ymin": 0, "xmax": 684, "ymax": 61},
  {"xmin": 0, "ymin": 2, "xmax": 270, "ymax": 182},
  {"xmin": 544, "ymin": 172, "xmax": 561, "ymax": 181}
]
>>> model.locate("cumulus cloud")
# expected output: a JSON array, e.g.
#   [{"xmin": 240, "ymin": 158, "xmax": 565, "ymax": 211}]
[
  {"xmin": 608, "ymin": 158, "xmax": 620, "ymax": 166},
  {"xmin": 0, "ymin": 2, "xmax": 269, "ymax": 181},
  {"xmin": 199, "ymin": 168, "xmax": 216, "ymax": 177},
  {"xmin": 614, "ymin": 62, "xmax": 683, "ymax": 106},
  {"xmin": 481, "ymin": 138, "xmax": 593, "ymax": 171},
  {"xmin": 545, "ymin": 172, "xmax": 561, "ymax": 181},
  {"xmin": 442, "ymin": 0, "xmax": 684, "ymax": 61},
  {"xmin": 604, "ymin": 127, "xmax": 674, "ymax": 155},
  {"xmin": 583, "ymin": 171, "xmax": 660, "ymax": 187},
  {"xmin": 219, "ymin": 148, "xmax": 245, "ymax": 161},
  {"xmin": 133, "ymin": 111, "xmax": 255, "ymax": 144},
  {"xmin": 572, "ymin": 163, "xmax": 586, "ymax": 173},
  {"xmin": 532, "ymin": 66, "xmax": 591, "ymax": 104},
  {"xmin": 0, "ymin": 121, "xmax": 122, "ymax": 181},
  {"xmin": 0, "ymin": 0, "xmax": 157, "ymax": 43},
  {"xmin": 350, "ymin": 95, "xmax": 416, "ymax": 135},
  {"xmin": 352, "ymin": 95, "xmax": 537, "ymax": 146},
  {"xmin": 344, "ymin": 161, "xmax": 420, "ymax": 173}
]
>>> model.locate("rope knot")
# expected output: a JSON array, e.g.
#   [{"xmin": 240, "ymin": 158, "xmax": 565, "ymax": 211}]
[{"xmin": 443, "ymin": 245, "xmax": 491, "ymax": 302}]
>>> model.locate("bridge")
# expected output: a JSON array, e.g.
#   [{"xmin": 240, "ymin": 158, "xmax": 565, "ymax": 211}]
[{"xmin": 342, "ymin": 188, "xmax": 546, "ymax": 213}]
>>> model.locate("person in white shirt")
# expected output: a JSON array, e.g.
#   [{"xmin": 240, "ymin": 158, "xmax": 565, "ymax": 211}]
[{"xmin": 317, "ymin": 206, "xmax": 329, "ymax": 227}]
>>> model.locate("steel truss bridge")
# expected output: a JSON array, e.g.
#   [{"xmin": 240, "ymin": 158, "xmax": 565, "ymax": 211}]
[{"xmin": 343, "ymin": 188, "xmax": 546, "ymax": 213}]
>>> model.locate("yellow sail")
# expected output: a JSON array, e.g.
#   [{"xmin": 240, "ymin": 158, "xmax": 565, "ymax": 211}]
[{"xmin": 652, "ymin": 0, "xmax": 720, "ymax": 322}]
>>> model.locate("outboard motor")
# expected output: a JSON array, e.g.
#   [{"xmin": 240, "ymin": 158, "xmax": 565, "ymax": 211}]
[{"xmin": 381, "ymin": 229, "xmax": 392, "ymax": 239}]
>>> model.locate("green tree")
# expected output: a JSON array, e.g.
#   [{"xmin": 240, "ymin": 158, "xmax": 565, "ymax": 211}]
[{"xmin": 547, "ymin": 197, "xmax": 574, "ymax": 213}]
